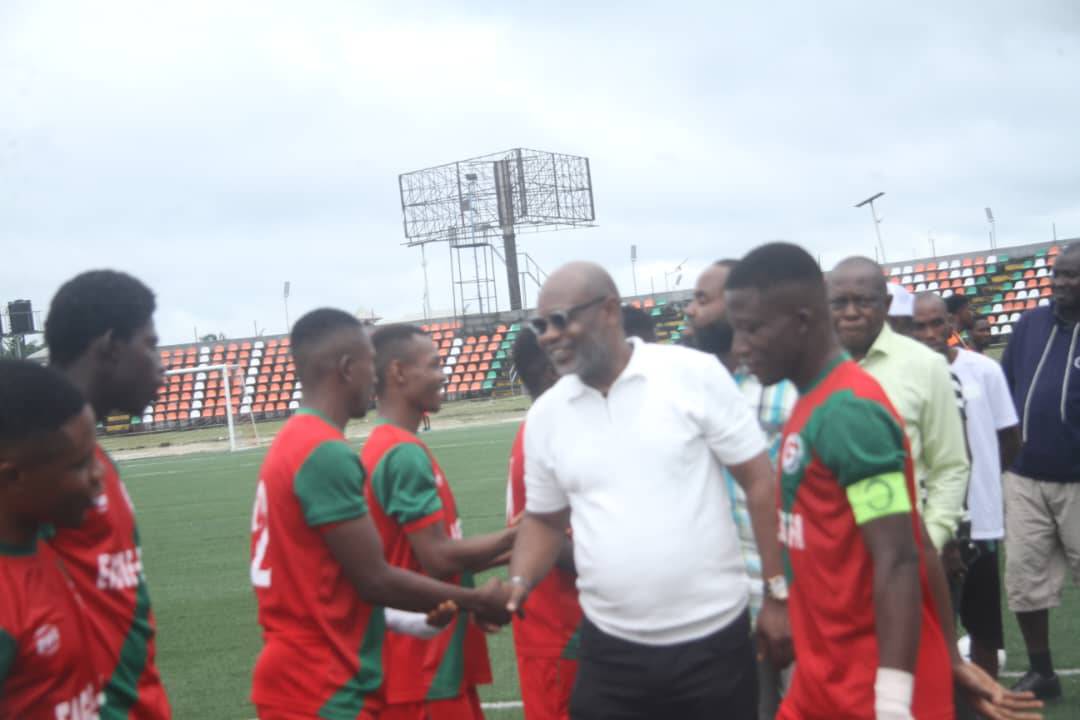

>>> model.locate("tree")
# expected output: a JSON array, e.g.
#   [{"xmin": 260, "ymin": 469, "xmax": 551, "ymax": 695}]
[{"xmin": 0, "ymin": 335, "xmax": 44, "ymax": 360}]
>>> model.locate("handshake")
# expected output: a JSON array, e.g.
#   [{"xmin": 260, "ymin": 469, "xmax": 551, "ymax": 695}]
[{"xmin": 420, "ymin": 576, "xmax": 529, "ymax": 633}]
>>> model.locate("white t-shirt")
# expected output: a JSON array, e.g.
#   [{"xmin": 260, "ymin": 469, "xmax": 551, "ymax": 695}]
[
  {"xmin": 524, "ymin": 338, "xmax": 767, "ymax": 645},
  {"xmin": 951, "ymin": 349, "xmax": 1019, "ymax": 539}
]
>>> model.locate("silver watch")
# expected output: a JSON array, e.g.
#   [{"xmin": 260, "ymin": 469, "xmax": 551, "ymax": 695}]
[{"xmin": 765, "ymin": 575, "xmax": 789, "ymax": 601}]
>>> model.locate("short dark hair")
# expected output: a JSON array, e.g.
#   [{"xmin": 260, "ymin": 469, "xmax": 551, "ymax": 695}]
[
  {"xmin": 945, "ymin": 294, "xmax": 971, "ymax": 314},
  {"xmin": 726, "ymin": 242, "xmax": 824, "ymax": 293},
  {"xmin": 0, "ymin": 360, "xmax": 86, "ymax": 452},
  {"xmin": 291, "ymin": 308, "xmax": 362, "ymax": 378},
  {"xmin": 45, "ymin": 270, "xmax": 156, "ymax": 367},
  {"xmin": 370, "ymin": 324, "xmax": 428, "ymax": 394},
  {"xmin": 621, "ymin": 305, "xmax": 656, "ymax": 342},
  {"xmin": 511, "ymin": 328, "xmax": 552, "ymax": 398}
]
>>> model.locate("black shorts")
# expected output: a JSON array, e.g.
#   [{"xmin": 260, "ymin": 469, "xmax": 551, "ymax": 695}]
[
  {"xmin": 959, "ymin": 541, "xmax": 1004, "ymax": 650},
  {"xmin": 570, "ymin": 612, "xmax": 757, "ymax": 720}
]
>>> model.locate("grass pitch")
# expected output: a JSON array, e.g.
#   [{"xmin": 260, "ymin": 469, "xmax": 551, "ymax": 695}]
[{"xmin": 121, "ymin": 420, "xmax": 1079, "ymax": 719}]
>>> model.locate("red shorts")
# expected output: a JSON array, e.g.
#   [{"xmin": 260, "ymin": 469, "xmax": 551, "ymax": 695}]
[
  {"xmin": 380, "ymin": 686, "xmax": 484, "ymax": 720},
  {"xmin": 516, "ymin": 656, "xmax": 577, "ymax": 720}
]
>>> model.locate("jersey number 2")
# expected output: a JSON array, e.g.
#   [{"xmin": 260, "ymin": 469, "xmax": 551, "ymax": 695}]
[{"xmin": 251, "ymin": 481, "xmax": 272, "ymax": 588}]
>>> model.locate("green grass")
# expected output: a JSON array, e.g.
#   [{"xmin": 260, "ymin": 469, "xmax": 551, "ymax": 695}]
[{"xmin": 122, "ymin": 420, "xmax": 1080, "ymax": 719}]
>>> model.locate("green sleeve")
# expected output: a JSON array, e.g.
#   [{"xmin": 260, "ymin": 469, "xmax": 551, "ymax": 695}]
[
  {"xmin": 0, "ymin": 628, "xmax": 15, "ymax": 687},
  {"xmin": 370, "ymin": 443, "xmax": 443, "ymax": 527},
  {"xmin": 812, "ymin": 391, "xmax": 907, "ymax": 487},
  {"xmin": 294, "ymin": 440, "xmax": 368, "ymax": 528}
]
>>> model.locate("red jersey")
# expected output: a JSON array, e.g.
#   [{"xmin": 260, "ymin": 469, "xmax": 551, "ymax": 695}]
[
  {"xmin": 361, "ymin": 421, "xmax": 492, "ymax": 705},
  {"xmin": 0, "ymin": 538, "xmax": 102, "ymax": 720},
  {"xmin": 251, "ymin": 409, "xmax": 385, "ymax": 718},
  {"xmin": 777, "ymin": 358, "xmax": 953, "ymax": 720},
  {"xmin": 48, "ymin": 445, "xmax": 170, "ymax": 719},
  {"xmin": 506, "ymin": 423, "xmax": 582, "ymax": 659}
]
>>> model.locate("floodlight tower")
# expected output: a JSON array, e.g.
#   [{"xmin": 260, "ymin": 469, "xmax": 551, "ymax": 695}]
[
  {"xmin": 399, "ymin": 149, "xmax": 596, "ymax": 319},
  {"xmin": 855, "ymin": 192, "xmax": 887, "ymax": 263}
]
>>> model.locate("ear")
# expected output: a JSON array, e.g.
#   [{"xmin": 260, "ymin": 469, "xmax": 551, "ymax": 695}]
[
  {"xmin": 92, "ymin": 329, "xmax": 119, "ymax": 365},
  {"xmin": 795, "ymin": 308, "xmax": 812, "ymax": 332}
]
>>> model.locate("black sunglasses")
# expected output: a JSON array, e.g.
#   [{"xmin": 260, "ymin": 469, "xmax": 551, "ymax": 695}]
[{"xmin": 528, "ymin": 296, "xmax": 609, "ymax": 336}]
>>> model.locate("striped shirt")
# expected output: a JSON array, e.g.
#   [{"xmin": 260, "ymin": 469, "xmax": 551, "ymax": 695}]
[{"xmin": 723, "ymin": 371, "xmax": 799, "ymax": 619}]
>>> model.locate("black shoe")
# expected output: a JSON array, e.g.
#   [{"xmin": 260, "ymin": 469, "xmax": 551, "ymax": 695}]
[{"xmin": 1011, "ymin": 670, "xmax": 1062, "ymax": 701}]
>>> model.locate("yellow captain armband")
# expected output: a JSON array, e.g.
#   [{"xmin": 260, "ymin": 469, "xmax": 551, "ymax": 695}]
[{"xmin": 845, "ymin": 472, "xmax": 912, "ymax": 525}]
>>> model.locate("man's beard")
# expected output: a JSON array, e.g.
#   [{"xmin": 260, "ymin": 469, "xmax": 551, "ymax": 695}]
[{"xmin": 693, "ymin": 318, "xmax": 734, "ymax": 357}]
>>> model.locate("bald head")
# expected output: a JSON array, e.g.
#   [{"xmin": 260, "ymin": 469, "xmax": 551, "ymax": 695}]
[
  {"xmin": 540, "ymin": 261, "xmax": 620, "ymax": 307},
  {"xmin": 914, "ymin": 292, "xmax": 946, "ymax": 314},
  {"xmin": 830, "ymin": 256, "xmax": 888, "ymax": 296}
]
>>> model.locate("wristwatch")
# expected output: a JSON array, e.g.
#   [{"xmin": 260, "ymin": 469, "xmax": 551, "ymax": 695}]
[{"xmin": 764, "ymin": 575, "xmax": 789, "ymax": 602}]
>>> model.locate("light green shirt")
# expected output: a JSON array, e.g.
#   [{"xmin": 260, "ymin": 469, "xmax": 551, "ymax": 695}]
[{"xmin": 859, "ymin": 324, "xmax": 970, "ymax": 550}]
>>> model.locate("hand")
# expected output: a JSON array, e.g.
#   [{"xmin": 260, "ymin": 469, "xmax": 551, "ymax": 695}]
[
  {"xmin": 466, "ymin": 578, "xmax": 512, "ymax": 627},
  {"xmin": 953, "ymin": 661, "xmax": 1043, "ymax": 720},
  {"xmin": 941, "ymin": 542, "xmax": 967, "ymax": 585},
  {"xmin": 425, "ymin": 600, "xmax": 458, "ymax": 629},
  {"xmin": 755, "ymin": 597, "xmax": 793, "ymax": 669}
]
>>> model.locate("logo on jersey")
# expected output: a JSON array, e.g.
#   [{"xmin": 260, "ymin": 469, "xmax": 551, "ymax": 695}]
[
  {"xmin": 34, "ymin": 624, "xmax": 60, "ymax": 656},
  {"xmin": 781, "ymin": 434, "xmax": 805, "ymax": 475},
  {"xmin": 434, "ymin": 470, "xmax": 446, "ymax": 488},
  {"xmin": 1074, "ymin": 356, "xmax": 1080, "ymax": 371},
  {"xmin": 94, "ymin": 491, "xmax": 109, "ymax": 513}
]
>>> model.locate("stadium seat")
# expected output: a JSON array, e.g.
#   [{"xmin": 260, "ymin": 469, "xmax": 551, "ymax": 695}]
[
  {"xmin": 1002, "ymin": 325, "xmax": 1013, "ymax": 335},
  {"xmin": 470, "ymin": 382, "xmax": 482, "ymax": 392},
  {"xmin": 942, "ymin": 289, "xmax": 954, "ymax": 298},
  {"xmin": 928, "ymin": 282, "xmax": 939, "ymax": 291},
  {"xmin": 289, "ymin": 400, "xmax": 300, "ymax": 410},
  {"xmin": 1039, "ymin": 298, "xmax": 1050, "ymax": 307},
  {"xmin": 902, "ymin": 265, "xmax": 913, "ymax": 275},
  {"xmin": 902, "ymin": 275, "xmax": 912, "ymax": 284}
]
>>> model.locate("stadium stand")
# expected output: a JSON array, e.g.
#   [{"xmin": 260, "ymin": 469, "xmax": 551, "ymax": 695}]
[
  {"xmin": 881, "ymin": 240, "xmax": 1066, "ymax": 344},
  {"xmin": 111, "ymin": 291, "xmax": 693, "ymax": 434}
]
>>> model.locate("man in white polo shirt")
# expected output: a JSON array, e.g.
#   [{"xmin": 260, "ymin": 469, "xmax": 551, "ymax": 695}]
[{"xmin": 502, "ymin": 262, "xmax": 791, "ymax": 720}]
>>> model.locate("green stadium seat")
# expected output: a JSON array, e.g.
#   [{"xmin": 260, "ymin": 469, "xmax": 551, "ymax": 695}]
[
  {"xmin": 492, "ymin": 361, "xmax": 503, "ymax": 370},
  {"xmin": 496, "ymin": 351, "xmax": 507, "ymax": 360},
  {"xmin": 482, "ymin": 380, "xmax": 494, "ymax": 391}
]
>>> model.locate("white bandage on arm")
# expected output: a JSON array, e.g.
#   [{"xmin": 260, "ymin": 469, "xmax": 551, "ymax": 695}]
[
  {"xmin": 384, "ymin": 607, "xmax": 444, "ymax": 640},
  {"xmin": 874, "ymin": 667, "xmax": 915, "ymax": 720}
]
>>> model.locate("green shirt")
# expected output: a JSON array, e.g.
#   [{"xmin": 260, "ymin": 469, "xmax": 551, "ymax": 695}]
[{"xmin": 859, "ymin": 323, "xmax": 970, "ymax": 549}]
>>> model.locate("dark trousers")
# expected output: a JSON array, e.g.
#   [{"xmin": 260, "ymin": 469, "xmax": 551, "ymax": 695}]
[{"xmin": 570, "ymin": 612, "xmax": 757, "ymax": 720}]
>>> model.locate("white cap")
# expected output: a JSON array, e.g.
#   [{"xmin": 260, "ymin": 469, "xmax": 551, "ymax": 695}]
[{"xmin": 886, "ymin": 283, "xmax": 914, "ymax": 317}]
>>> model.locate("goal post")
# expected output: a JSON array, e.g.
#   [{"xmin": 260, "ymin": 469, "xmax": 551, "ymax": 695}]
[{"xmin": 162, "ymin": 363, "xmax": 240, "ymax": 452}]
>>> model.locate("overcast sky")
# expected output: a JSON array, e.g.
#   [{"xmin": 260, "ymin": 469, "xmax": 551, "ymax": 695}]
[{"xmin": 3, "ymin": 0, "xmax": 1078, "ymax": 345}]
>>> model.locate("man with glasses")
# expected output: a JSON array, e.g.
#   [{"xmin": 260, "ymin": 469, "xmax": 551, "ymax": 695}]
[
  {"xmin": 501, "ymin": 261, "xmax": 792, "ymax": 720},
  {"xmin": 827, "ymin": 257, "xmax": 969, "ymax": 553}
]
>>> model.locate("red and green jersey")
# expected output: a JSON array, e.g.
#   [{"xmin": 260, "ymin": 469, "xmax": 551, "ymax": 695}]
[
  {"xmin": 506, "ymin": 423, "xmax": 582, "ymax": 659},
  {"xmin": 778, "ymin": 358, "xmax": 953, "ymax": 720},
  {"xmin": 47, "ymin": 445, "xmax": 170, "ymax": 720},
  {"xmin": 0, "ymin": 538, "xmax": 102, "ymax": 720},
  {"xmin": 360, "ymin": 421, "xmax": 492, "ymax": 705},
  {"xmin": 251, "ymin": 409, "xmax": 385, "ymax": 719}
]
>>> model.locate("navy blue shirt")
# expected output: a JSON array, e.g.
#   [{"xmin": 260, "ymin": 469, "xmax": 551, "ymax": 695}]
[{"xmin": 1001, "ymin": 304, "xmax": 1080, "ymax": 483}]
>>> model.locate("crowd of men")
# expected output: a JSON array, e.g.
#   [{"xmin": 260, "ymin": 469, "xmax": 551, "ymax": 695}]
[{"xmin": 0, "ymin": 242, "xmax": 1076, "ymax": 719}]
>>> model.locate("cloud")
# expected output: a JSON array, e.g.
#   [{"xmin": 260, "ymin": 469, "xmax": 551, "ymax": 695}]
[{"xmin": 2, "ymin": 0, "xmax": 1079, "ymax": 342}]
